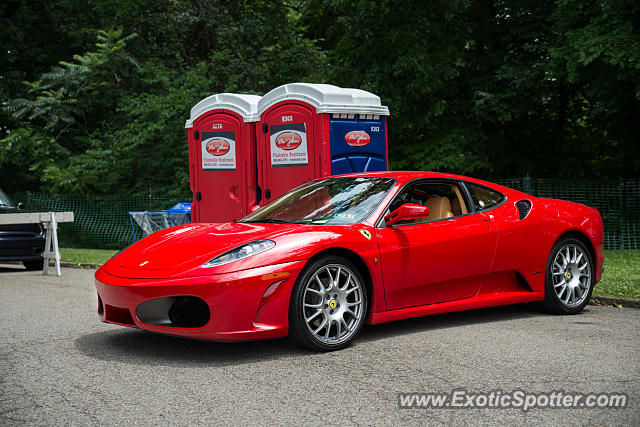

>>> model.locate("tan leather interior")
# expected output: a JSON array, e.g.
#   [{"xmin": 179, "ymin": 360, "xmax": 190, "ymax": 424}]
[
  {"xmin": 392, "ymin": 182, "xmax": 469, "ymax": 224},
  {"xmin": 425, "ymin": 197, "xmax": 454, "ymax": 221},
  {"xmin": 452, "ymin": 186, "xmax": 468, "ymax": 214},
  {"xmin": 451, "ymin": 197, "xmax": 462, "ymax": 216}
]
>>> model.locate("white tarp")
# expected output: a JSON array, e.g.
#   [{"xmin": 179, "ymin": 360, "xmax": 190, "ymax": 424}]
[{"xmin": 129, "ymin": 212, "xmax": 190, "ymax": 238}]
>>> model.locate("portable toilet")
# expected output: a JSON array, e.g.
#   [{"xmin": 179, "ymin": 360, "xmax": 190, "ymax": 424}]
[
  {"xmin": 256, "ymin": 83, "xmax": 390, "ymax": 204},
  {"xmin": 185, "ymin": 93, "xmax": 260, "ymax": 222}
]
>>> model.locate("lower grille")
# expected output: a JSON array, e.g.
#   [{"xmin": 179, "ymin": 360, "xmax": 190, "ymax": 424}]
[
  {"xmin": 0, "ymin": 247, "xmax": 43, "ymax": 257},
  {"xmin": 0, "ymin": 224, "xmax": 43, "ymax": 233}
]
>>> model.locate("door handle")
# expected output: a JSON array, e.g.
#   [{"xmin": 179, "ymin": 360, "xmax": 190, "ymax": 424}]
[
  {"xmin": 265, "ymin": 189, "xmax": 271, "ymax": 200},
  {"xmin": 480, "ymin": 213, "xmax": 493, "ymax": 221},
  {"xmin": 196, "ymin": 192, "xmax": 202, "ymax": 201}
]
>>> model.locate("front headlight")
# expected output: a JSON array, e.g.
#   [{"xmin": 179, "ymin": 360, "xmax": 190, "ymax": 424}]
[{"xmin": 200, "ymin": 240, "xmax": 275, "ymax": 268}]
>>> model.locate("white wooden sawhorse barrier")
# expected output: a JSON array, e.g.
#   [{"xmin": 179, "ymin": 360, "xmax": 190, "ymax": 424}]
[{"xmin": 0, "ymin": 212, "xmax": 75, "ymax": 276}]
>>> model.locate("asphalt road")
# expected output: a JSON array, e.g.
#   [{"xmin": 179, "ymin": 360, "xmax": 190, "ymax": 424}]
[{"xmin": 1, "ymin": 264, "xmax": 638, "ymax": 425}]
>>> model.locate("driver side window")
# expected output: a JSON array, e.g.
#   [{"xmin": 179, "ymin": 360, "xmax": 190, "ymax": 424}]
[{"xmin": 387, "ymin": 181, "xmax": 470, "ymax": 225}]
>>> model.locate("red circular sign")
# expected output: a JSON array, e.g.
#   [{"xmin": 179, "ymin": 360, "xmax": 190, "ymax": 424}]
[
  {"xmin": 345, "ymin": 130, "xmax": 371, "ymax": 147},
  {"xmin": 206, "ymin": 139, "xmax": 230, "ymax": 156},
  {"xmin": 275, "ymin": 132, "xmax": 302, "ymax": 151}
]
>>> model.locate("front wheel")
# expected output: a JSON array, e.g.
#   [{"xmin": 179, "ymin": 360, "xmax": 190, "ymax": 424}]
[
  {"xmin": 540, "ymin": 237, "xmax": 594, "ymax": 314},
  {"xmin": 288, "ymin": 255, "xmax": 368, "ymax": 351}
]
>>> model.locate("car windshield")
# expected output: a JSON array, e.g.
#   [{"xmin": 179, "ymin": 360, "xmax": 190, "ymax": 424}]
[
  {"xmin": 241, "ymin": 177, "xmax": 395, "ymax": 225},
  {"xmin": 0, "ymin": 188, "xmax": 13, "ymax": 207}
]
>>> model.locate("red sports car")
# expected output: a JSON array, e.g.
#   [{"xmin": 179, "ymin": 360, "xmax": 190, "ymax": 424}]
[{"xmin": 95, "ymin": 172, "xmax": 604, "ymax": 350}]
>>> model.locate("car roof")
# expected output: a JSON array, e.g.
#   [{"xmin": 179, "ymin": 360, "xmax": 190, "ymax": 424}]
[{"xmin": 331, "ymin": 171, "xmax": 499, "ymax": 187}]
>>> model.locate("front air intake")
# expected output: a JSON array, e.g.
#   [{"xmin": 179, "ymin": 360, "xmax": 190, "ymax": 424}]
[
  {"xmin": 516, "ymin": 200, "xmax": 532, "ymax": 220},
  {"xmin": 136, "ymin": 296, "xmax": 210, "ymax": 328},
  {"xmin": 168, "ymin": 297, "xmax": 210, "ymax": 328}
]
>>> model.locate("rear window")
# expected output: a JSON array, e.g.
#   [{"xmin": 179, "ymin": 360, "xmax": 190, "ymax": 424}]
[{"xmin": 466, "ymin": 183, "xmax": 505, "ymax": 211}]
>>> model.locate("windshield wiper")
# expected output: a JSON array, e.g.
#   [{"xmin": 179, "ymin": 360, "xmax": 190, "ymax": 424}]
[{"xmin": 242, "ymin": 219, "xmax": 292, "ymax": 224}]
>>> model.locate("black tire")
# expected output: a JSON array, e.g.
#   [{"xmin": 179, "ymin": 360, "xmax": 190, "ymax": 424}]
[
  {"xmin": 539, "ymin": 237, "xmax": 594, "ymax": 314},
  {"xmin": 23, "ymin": 258, "xmax": 45, "ymax": 271},
  {"xmin": 289, "ymin": 255, "xmax": 368, "ymax": 351}
]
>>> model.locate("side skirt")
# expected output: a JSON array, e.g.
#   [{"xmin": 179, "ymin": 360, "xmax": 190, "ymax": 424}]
[{"xmin": 367, "ymin": 291, "xmax": 544, "ymax": 325}]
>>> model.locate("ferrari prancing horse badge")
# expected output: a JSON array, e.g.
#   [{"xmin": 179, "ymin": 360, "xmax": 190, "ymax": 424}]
[{"xmin": 360, "ymin": 230, "xmax": 372, "ymax": 240}]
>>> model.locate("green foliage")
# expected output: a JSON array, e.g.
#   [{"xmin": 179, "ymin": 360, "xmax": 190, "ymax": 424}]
[
  {"xmin": 308, "ymin": 0, "xmax": 640, "ymax": 178},
  {"xmin": 1, "ymin": 29, "xmax": 140, "ymax": 193},
  {"xmin": 1, "ymin": 0, "xmax": 638, "ymax": 196},
  {"xmin": 5, "ymin": 29, "xmax": 137, "ymax": 133},
  {"xmin": 550, "ymin": 0, "xmax": 640, "ymax": 176},
  {"xmin": 1, "ymin": 1, "xmax": 325, "ymax": 195}
]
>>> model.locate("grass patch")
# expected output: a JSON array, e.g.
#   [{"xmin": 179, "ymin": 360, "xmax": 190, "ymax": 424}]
[
  {"xmin": 594, "ymin": 250, "xmax": 640, "ymax": 299},
  {"xmin": 58, "ymin": 247, "xmax": 639, "ymax": 299},
  {"xmin": 60, "ymin": 248, "xmax": 118, "ymax": 265}
]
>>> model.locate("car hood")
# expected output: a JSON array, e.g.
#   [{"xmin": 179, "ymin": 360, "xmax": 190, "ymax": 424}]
[
  {"xmin": 100, "ymin": 221, "xmax": 378, "ymax": 280},
  {"xmin": 114, "ymin": 223, "xmax": 298, "ymax": 270}
]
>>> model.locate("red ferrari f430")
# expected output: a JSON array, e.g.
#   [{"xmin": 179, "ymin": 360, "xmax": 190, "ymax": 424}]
[{"xmin": 95, "ymin": 172, "xmax": 604, "ymax": 350}]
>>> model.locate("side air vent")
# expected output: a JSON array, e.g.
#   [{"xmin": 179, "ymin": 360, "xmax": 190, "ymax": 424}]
[
  {"xmin": 516, "ymin": 200, "xmax": 532, "ymax": 220},
  {"xmin": 515, "ymin": 272, "xmax": 534, "ymax": 292}
]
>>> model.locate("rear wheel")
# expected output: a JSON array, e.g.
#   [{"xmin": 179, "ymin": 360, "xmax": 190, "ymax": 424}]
[
  {"xmin": 23, "ymin": 258, "xmax": 44, "ymax": 271},
  {"xmin": 540, "ymin": 237, "xmax": 594, "ymax": 314},
  {"xmin": 289, "ymin": 255, "xmax": 368, "ymax": 351}
]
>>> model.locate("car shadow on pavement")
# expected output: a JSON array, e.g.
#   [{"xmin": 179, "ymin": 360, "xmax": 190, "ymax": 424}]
[
  {"xmin": 74, "ymin": 328, "xmax": 306, "ymax": 368},
  {"xmin": 357, "ymin": 303, "xmax": 544, "ymax": 344},
  {"xmin": 74, "ymin": 304, "xmax": 547, "ymax": 367}
]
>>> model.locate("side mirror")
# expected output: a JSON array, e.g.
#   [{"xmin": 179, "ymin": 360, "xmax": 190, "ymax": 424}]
[
  {"xmin": 16, "ymin": 202, "xmax": 24, "ymax": 210},
  {"xmin": 384, "ymin": 203, "xmax": 429, "ymax": 226}
]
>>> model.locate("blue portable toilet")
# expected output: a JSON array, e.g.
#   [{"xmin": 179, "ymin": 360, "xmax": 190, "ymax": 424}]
[{"xmin": 328, "ymin": 88, "xmax": 390, "ymax": 175}]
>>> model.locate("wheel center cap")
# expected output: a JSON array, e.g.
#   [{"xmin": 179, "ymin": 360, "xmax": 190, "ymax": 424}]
[
  {"xmin": 565, "ymin": 271, "xmax": 572, "ymax": 280},
  {"xmin": 329, "ymin": 300, "xmax": 337, "ymax": 309}
]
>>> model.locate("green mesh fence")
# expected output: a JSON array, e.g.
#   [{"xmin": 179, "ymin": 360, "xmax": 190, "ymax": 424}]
[
  {"xmin": 9, "ymin": 192, "xmax": 189, "ymax": 249},
  {"xmin": 9, "ymin": 178, "xmax": 640, "ymax": 250}
]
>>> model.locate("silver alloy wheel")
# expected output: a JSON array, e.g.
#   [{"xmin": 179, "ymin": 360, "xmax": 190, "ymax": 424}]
[
  {"xmin": 551, "ymin": 243, "xmax": 592, "ymax": 307},
  {"xmin": 302, "ymin": 264, "xmax": 364, "ymax": 345}
]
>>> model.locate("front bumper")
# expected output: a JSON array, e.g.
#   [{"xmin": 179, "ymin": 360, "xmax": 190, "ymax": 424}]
[{"xmin": 95, "ymin": 259, "xmax": 306, "ymax": 341}]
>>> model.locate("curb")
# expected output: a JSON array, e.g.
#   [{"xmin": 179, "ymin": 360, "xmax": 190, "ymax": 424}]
[
  {"xmin": 590, "ymin": 296, "xmax": 640, "ymax": 309},
  {"xmin": 50, "ymin": 261, "xmax": 102, "ymax": 269}
]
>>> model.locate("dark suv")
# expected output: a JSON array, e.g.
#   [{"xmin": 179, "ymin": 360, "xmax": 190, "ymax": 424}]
[{"xmin": 0, "ymin": 189, "xmax": 45, "ymax": 270}]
